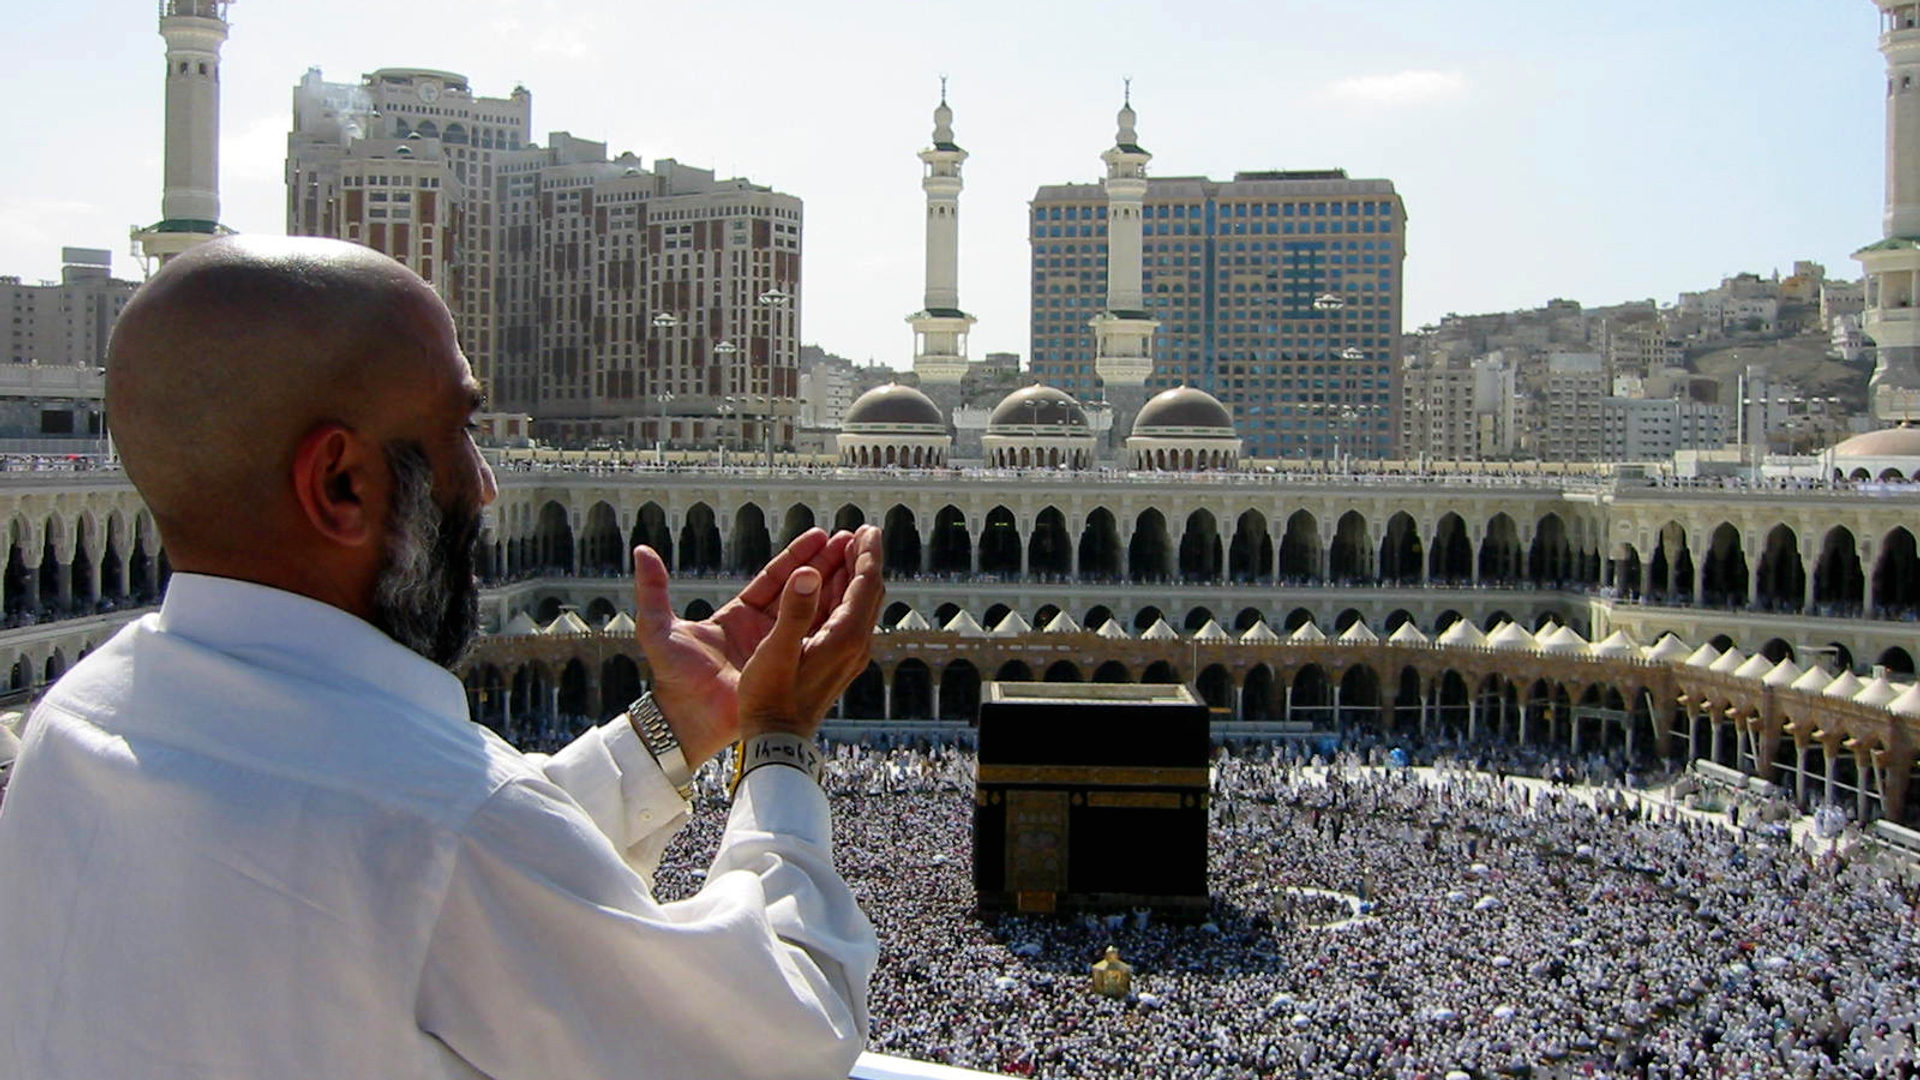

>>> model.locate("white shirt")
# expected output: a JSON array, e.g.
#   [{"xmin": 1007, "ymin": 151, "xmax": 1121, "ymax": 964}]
[{"xmin": 0, "ymin": 574, "xmax": 876, "ymax": 1080}]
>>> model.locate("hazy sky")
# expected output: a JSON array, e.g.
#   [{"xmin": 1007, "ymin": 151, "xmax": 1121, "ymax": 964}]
[{"xmin": 4, "ymin": 1, "xmax": 1882, "ymax": 367}]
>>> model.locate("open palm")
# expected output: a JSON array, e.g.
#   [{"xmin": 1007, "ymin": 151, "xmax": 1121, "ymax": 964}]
[{"xmin": 631, "ymin": 528, "xmax": 861, "ymax": 766}]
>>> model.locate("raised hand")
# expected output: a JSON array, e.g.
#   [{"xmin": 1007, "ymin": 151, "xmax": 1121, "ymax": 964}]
[
  {"xmin": 631, "ymin": 526, "xmax": 878, "ymax": 766},
  {"xmin": 737, "ymin": 525, "xmax": 886, "ymax": 739}
]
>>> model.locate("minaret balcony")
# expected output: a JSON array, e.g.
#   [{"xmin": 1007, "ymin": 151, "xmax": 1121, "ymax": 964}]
[
  {"xmin": 1856, "ymin": 239, "xmax": 1920, "ymax": 275},
  {"xmin": 908, "ymin": 309, "xmax": 975, "ymax": 328},
  {"xmin": 158, "ymin": 22, "xmax": 228, "ymax": 51},
  {"xmin": 1866, "ymin": 306, "xmax": 1920, "ymax": 349},
  {"xmin": 1885, "ymin": 32, "xmax": 1920, "ymax": 62},
  {"xmin": 1093, "ymin": 357, "xmax": 1154, "ymax": 386}
]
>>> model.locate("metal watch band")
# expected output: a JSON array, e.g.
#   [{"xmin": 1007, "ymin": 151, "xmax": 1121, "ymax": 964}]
[
  {"xmin": 729, "ymin": 732, "xmax": 824, "ymax": 798},
  {"xmin": 625, "ymin": 692, "xmax": 694, "ymax": 801}
]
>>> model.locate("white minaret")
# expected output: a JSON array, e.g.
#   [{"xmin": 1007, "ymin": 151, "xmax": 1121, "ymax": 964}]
[
  {"xmin": 1090, "ymin": 86, "xmax": 1159, "ymax": 451},
  {"xmin": 133, "ymin": 0, "xmax": 233, "ymax": 267},
  {"xmin": 909, "ymin": 82, "xmax": 974, "ymax": 389},
  {"xmin": 1859, "ymin": 0, "xmax": 1920, "ymax": 421}
]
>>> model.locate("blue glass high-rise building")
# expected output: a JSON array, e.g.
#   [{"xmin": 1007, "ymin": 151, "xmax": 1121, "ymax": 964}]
[{"xmin": 1030, "ymin": 170, "xmax": 1406, "ymax": 461}]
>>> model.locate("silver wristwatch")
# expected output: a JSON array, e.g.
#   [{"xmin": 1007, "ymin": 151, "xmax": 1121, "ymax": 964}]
[{"xmin": 625, "ymin": 692, "xmax": 694, "ymax": 801}]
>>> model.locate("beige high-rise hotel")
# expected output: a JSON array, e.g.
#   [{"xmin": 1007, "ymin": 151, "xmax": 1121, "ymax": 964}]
[{"xmin": 287, "ymin": 68, "xmax": 802, "ymax": 451}]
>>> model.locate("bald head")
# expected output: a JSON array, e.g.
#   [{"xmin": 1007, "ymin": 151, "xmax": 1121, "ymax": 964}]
[{"xmin": 107, "ymin": 237, "xmax": 452, "ymax": 559}]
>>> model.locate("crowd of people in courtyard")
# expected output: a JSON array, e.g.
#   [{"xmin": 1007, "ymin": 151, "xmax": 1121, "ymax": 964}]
[{"xmin": 648, "ymin": 742, "xmax": 1918, "ymax": 1080}]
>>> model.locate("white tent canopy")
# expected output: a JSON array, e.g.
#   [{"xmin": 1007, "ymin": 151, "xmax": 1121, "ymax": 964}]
[
  {"xmin": 1388, "ymin": 622, "xmax": 1431, "ymax": 645},
  {"xmin": 1761, "ymin": 658, "xmax": 1803, "ymax": 688},
  {"xmin": 943, "ymin": 610, "xmax": 988, "ymax": 637},
  {"xmin": 1789, "ymin": 664, "xmax": 1834, "ymax": 693},
  {"xmin": 1644, "ymin": 634, "xmax": 1693, "ymax": 663},
  {"xmin": 1822, "ymin": 670, "xmax": 1865, "ymax": 699},
  {"xmin": 1683, "ymin": 643, "xmax": 1723, "ymax": 669},
  {"xmin": 1337, "ymin": 620, "xmax": 1378, "ymax": 643},
  {"xmin": 1854, "ymin": 675, "xmax": 1900, "ymax": 709},
  {"xmin": 1485, "ymin": 621, "xmax": 1536, "ymax": 652},
  {"xmin": 1288, "ymin": 621, "xmax": 1327, "ymax": 643},
  {"xmin": 990, "ymin": 611, "xmax": 1032, "ymax": 637},
  {"xmin": 1707, "ymin": 647, "xmax": 1748, "ymax": 674},
  {"xmin": 1239, "ymin": 620, "xmax": 1281, "ymax": 643},
  {"xmin": 1140, "ymin": 618, "xmax": 1181, "ymax": 641},
  {"xmin": 1538, "ymin": 625, "xmax": 1588, "ymax": 654},
  {"xmin": 1889, "ymin": 682, "xmax": 1920, "ymax": 718},
  {"xmin": 1589, "ymin": 629, "xmax": 1638, "ymax": 658}
]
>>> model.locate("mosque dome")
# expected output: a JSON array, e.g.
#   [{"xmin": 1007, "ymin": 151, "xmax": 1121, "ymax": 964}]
[
  {"xmin": 987, "ymin": 385, "xmax": 1090, "ymax": 431},
  {"xmin": 1126, "ymin": 385, "xmax": 1243, "ymax": 471},
  {"xmin": 843, "ymin": 383, "xmax": 944, "ymax": 429},
  {"xmin": 1132, "ymin": 386, "xmax": 1235, "ymax": 434},
  {"xmin": 1832, "ymin": 423, "xmax": 1920, "ymax": 458},
  {"xmin": 981, "ymin": 384, "xmax": 1096, "ymax": 469},
  {"xmin": 836, "ymin": 383, "xmax": 950, "ymax": 469}
]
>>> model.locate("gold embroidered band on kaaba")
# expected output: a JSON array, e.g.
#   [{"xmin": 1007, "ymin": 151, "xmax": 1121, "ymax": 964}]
[{"xmin": 976, "ymin": 765, "xmax": 1210, "ymax": 788}]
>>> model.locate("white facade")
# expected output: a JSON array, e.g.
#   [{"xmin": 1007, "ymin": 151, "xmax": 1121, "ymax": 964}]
[
  {"xmin": 1676, "ymin": 288, "xmax": 1779, "ymax": 335},
  {"xmin": 1822, "ymin": 279, "xmax": 1867, "ymax": 327},
  {"xmin": 1602, "ymin": 397, "xmax": 1730, "ymax": 461},
  {"xmin": 288, "ymin": 69, "xmax": 803, "ymax": 449},
  {"xmin": 1834, "ymin": 314, "xmax": 1869, "ymax": 363},
  {"xmin": 798, "ymin": 355, "xmax": 859, "ymax": 430},
  {"xmin": 1400, "ymin": 363, "xmax": 1477, "ymax": 461},
  {"xmin": 1604, "ymin": 322, "xmax": 1682, "ymax": 371},
  {"xmin": 1540, "ymin": 352, "xmax": 1608, "ymax": 461},
  {"xmin": 0, "ymin": 251, "xmax": 135, "ymax": 368},
  {"xmin": 1401, "ymin": 353, "xmax": 1518, "ymax": 461},
  {"xmin": 0, "ymin": 252, "xmax": 123, "ymax": 446}
]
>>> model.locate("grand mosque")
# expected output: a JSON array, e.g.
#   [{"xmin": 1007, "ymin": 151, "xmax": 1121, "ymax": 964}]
[{"xmin": 4, "ymin": 1, "xmax": 1920, "ymax": 833}]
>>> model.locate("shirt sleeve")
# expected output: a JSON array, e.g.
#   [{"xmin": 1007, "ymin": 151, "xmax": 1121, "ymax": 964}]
[
  {"xmin": 415, "ymin": 766, "xmax": 876, "ymax": 1080},
  {"xmin": 526, "ymin": 715, "xmax": 690, "ymax": 884}
]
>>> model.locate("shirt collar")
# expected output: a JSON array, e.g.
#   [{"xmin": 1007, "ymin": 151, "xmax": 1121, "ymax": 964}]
[{"xmin": 155, "ymin": 573, "xmax": 469, "ymax": 725}]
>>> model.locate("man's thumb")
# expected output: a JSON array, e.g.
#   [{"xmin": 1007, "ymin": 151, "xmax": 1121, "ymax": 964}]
[{"xmin": 631, "ymin": 545, "xmax": 673, "ymax": 641}]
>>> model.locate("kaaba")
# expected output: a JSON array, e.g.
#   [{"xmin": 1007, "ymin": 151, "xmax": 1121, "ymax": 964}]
[{"xmin": 972, "ymin": 682, "xmax": 1210, "ymax": 916}]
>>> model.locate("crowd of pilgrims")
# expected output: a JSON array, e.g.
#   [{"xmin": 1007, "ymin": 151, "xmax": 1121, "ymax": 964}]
[{"xmin": 644, "ymin": 741, "xmax": 1920, "ymax": 1080}]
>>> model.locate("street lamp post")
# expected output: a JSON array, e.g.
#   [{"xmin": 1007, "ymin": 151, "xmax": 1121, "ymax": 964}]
[
  {"xmin": 652, "ymin": 393, "xmax": 674, "ymax": 460},
  {"xmin": 716, "ymin": 399, "xmax": 737, "ymax": 461},
  {"xmin": 1337, "ymin": 346, "xmax": 1371, "ymax": 460},
  {"xmin": 756, "ymin": 289, "xmax": 791, "ymax": 469},
  {"xmin": 714, "ymin": 339, "xmax": 739, "ymax": 458},
  {"xmin": 648, "ymin": 312, "xmax": 682, "ymax": 455},
  {"xmin": 1333, "ymin": 405, "xmax": 1357, "ymax": 470},
  {"xmin": 1309, "ymin": 294, "xmax": 1348, "ymax": 467}
]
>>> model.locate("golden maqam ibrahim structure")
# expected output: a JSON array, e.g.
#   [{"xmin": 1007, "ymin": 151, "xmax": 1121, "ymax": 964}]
[{"xmin": 1090, "ymin": 947, "xmax": 1133, "ymax": 999}]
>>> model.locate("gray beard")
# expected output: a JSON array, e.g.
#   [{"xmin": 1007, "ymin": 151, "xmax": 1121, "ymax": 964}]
[{"xmin": 370, "ymin": 440, "xmax": 481, "ymax": 669}]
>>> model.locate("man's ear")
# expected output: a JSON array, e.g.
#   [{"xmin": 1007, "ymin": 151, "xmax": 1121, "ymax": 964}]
[{"xmin": 291, "ymin": 422, "xmax": 380, "ymax": 548}]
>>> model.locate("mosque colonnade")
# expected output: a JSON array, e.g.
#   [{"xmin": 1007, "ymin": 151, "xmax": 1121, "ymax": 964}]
[
  {"xmin": 476, "ymin": 474, "xmax": 1920, "ymax": 627},
  {"xmin": 456, "ymin": 630, "xmax": 1920, "ymax": 825}
]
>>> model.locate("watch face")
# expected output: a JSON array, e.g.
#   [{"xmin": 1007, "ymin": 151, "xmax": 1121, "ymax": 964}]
[{"xmin": 417, "ymin": 81, "xmax": 441, "ymax": 104}]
